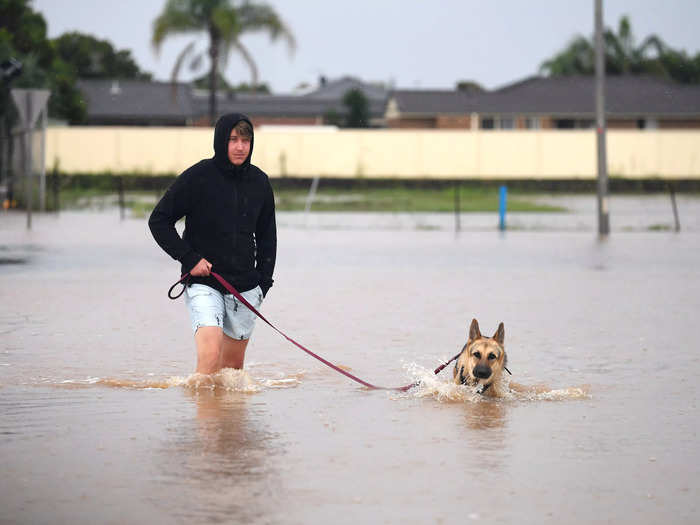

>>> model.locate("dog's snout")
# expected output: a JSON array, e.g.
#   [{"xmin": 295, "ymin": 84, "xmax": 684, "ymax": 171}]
[{"xmin": 473, "ymin": 365, "xmax": 492, "ymax": 379}]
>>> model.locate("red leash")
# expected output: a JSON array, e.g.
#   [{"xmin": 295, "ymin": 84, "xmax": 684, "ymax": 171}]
[{"xmin": 169, "ymin": 272, "xmax": 460, "ymax": 391}]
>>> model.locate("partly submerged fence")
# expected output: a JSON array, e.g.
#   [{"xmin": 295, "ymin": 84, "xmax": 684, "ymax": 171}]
[{"xmin": 46, "ymin": 127, "xmax": 700, "ymax": 179}]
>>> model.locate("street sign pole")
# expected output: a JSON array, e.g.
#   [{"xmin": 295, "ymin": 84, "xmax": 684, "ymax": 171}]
[{"xmin": 10, "ymin": 88, "xmax": 50, "ymax": 229}]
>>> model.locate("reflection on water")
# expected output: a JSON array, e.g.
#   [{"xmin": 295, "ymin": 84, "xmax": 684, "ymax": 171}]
[
  {"xmin": 461, "ymin": 399, "xmax": 507, "ymax": 431},
  {"xmin": 153, "ymin": 388, "xmax": 284, "ymax": 523}
]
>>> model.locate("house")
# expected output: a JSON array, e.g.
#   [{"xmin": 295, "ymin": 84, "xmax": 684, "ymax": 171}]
[
  {"xmin": 77, "ymin": 79, "xmax": 196, "ymax": 126},
  {"xmin": 194, "ymin": 76, "xmax": 389, "ymax": 127},
  {"xmin": 77, "ymin": 76, "xmax": 388, "ymax": 127},
  {"xmin": 385, "ymin": 75, "xmax": 700, "ymax": 130},
  {"xmin": 77, "ymin": 75, "xmax": 700, "ymax": 130},
  {"xmin": 385, "ymin": 90, "xmax": 479, "ymax": 129}
]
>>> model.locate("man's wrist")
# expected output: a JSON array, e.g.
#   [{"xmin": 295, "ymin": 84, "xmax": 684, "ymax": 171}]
[{"xmin": 180, "ymin": 251, "xmax": 202, "ymax": 273}]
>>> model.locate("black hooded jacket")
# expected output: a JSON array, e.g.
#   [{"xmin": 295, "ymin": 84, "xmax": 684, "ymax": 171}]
[{"xmin": 149, "ymin": 113, "xmax": 276, "ymax": 296}]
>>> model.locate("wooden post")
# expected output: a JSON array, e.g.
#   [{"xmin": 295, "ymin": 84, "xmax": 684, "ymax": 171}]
[
  {"xmin": 117, "ymin": 176, "xmax": 125, "ymax": 220},
  {"xmin": 454, "ymin": 181, "xmax": 461, "ymax": 234},
  {"xmin": 52, "ymin": 165, "xmax": 60, "ymax": 212}
]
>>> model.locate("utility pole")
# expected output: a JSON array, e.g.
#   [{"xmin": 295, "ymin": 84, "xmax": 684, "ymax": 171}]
[{"xmin": 595, "ymin": 0, "xmax": 610, "ymax": 235}]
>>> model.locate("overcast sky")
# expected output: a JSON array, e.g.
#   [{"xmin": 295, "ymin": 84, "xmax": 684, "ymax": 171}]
[{"xmin": 32, "ymin": 0, "xmax": 700, "ymax": 93}]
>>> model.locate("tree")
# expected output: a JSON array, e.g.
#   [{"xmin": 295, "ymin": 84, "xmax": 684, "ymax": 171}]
[
  {"xmin": 540, "ymin": 15, "xmax": 700, "ymax": 83},
  {"xmin": 1, "ymin": 0, "xmax": 85, "ymax": 123},
  {"xmin": 456, "ymin": 80, "xmax": 484, "ymax": 93},
  {"xmin": 152, "ymin": 0, "xmax": 296, "ymax": 125},
  {"xmin": 2, "ymin": 1, "xmax": 153, "ymax": 124},
  {"xmin": 52, "ymin": 32, "xmax": 152, "ymax": 80},
  {"xmin": 342, "ymin": 88, "xmax": 370, "ymax": 128}
]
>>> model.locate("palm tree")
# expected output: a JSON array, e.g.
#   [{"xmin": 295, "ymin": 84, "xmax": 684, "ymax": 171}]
[
  {"xmin": 540, "ymin": 16, "xmax": 670, "ymax": 79},
  {"xmin": 152, "ymin": 0, "xmax": 295, "ymax": 125}
]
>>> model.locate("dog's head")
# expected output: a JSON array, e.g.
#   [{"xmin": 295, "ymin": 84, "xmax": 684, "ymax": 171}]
[{"xmin": 454, "ymin": 319, "xmax": 507, "ymax": 391}]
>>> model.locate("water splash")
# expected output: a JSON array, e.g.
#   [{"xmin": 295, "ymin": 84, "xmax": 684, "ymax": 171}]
[
  {"xmin": 54, "ymin": 367, "xmax": 302, "ymax": 392},
  {"xmin": 402, "ymin": 362, "xmax": 488, "ymax": 402},
  {"xmin": 401, "ymin": 362, "xmax": 590, "ymax": 402}
]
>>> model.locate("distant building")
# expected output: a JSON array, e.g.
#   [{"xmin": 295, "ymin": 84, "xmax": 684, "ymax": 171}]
[
  {"xmin": 194, "ymin": 76, "xmax": 389, "ymax": 127},
  {"xmin": 77, "ymin": 75, "xmax": 700, "ymax": 130},
  {"xmin": 386, "ymin": 75, "xmax": 700, "ymax": 130},
  {"xmin": 77, "ymin": 76, "xmax": 387, "ymax": 127},
  {"xmin": 77, "ymin": 79, "xmax": 196, "ymax": 126}
]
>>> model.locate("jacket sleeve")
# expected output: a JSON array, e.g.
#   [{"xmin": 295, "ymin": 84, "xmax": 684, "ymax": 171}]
[
  {"xmin": 148, "ymin": 168, "xmax": 202, "ymax": 273},
  {"xmin": 255, "ymin": 177, "xmax": 277, "ymax": 296}
]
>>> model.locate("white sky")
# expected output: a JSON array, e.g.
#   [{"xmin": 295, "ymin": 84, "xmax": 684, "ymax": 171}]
[{"xmin": 32, "ymin": 0, "xmax": 700, "ymax": 93}]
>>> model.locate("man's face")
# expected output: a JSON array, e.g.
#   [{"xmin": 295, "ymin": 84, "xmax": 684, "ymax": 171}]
[{"xmin": 228, "ymin": 128, "xmax": 251, "ymax": 165}]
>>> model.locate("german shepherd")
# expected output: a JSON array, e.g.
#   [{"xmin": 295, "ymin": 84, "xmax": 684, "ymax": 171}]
[{"xmin": 454, "ymin": 319, "xmax": 510, "ymax": 397}]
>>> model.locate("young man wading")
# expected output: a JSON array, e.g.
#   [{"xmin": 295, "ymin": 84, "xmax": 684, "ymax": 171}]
[{"xmin": 149, "ymin": 113, "xmax": 276, "ymax": 374}]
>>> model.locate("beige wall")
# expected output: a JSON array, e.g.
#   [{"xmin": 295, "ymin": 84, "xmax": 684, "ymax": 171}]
[{"xmin": 46, "ymin": 127, "xmax": 700, "ymax": 179}]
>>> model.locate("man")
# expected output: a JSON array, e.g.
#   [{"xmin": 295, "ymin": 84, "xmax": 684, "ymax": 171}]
[{"xmin": 149, "ymin": 113, "xmax": 276, "ymax": 374}]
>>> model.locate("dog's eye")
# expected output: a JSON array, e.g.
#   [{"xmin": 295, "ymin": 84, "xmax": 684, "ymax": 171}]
[
  {"xmin": 488, "ymin": 353, "xmax": 497, "ymax": 360},
  {"xmin": 472, "ymin": 352, "xmax": 481, "ymax": 359}
]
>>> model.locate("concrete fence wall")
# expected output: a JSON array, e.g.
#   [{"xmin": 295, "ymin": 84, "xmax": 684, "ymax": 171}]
[{"xmin": 46, "ymin": 126, "xmax": 700, "ymax": 179}]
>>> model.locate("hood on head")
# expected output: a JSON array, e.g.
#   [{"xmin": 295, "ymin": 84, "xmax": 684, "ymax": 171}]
[{"xmin": 213, "ymin": 112, "xmax": 254, "ymax": 174}]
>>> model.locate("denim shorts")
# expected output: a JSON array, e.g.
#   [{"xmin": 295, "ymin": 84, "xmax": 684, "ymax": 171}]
[{"xmin": 184, "ymin": 283, "xmax": 264, "ymax": 340}]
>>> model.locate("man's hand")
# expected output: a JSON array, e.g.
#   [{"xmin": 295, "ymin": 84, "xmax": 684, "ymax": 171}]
[{"xmin": 190, "ymin": 258, "xmax": 213, "ymax": 276}]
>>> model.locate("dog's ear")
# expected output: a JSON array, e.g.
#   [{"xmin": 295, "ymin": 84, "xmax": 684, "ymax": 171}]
[
  {"xmin": 468, "ymin": 318, "xmax": 481, "ymax": 341},
  {"xmin": 492, "ymin": 322, "xmax": 505, "ymax": 346}
]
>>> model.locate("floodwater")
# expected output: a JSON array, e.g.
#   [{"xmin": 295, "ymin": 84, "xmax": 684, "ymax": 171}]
[{"xmin": 1, "ymin": 200, "xmax": 699, "ymax": 524}]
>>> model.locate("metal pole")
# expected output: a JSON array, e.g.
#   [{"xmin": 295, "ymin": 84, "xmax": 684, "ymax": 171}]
[
  {"xmin": 669, "ymin": 183, "xmax": 680, "ymax": 232},
  {"xmin": 595, "ymin": 0, "xmax": 610, "ymax": 236},
  {"xmin": 304, "ymin": 175, "xmax": 320, "ymax": 214},
  {"xmin": 25, "ymin": 94, "xmax": 33, "ymax": 229},
  {"xmin": 39, "ymin": 106, "xmax": 47, "ymax": 211},
  {"xmin": 498, "ymin": 185, "xmax": 507, "ymax": 231}
]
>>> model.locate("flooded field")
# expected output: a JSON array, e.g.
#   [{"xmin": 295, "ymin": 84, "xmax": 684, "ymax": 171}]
[{"xmin": 1, "ymin": 201, "xmax": 699, "ymax": 524}]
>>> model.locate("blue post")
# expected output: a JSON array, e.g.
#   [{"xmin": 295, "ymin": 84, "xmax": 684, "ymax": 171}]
[{"xmin": 498, "ymin": 185, "xmax": 507, "ymax": 231}]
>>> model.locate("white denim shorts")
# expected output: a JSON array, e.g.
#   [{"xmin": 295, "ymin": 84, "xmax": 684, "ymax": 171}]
[{"xmin": 184, "ymin": 283, "xmax": 264, "ymax": 340}]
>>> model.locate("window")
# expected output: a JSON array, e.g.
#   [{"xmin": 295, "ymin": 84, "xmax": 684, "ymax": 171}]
[
  {"xmin": 525, "ymin": 117, "xmax": 540, "ymax": 129},
  {"xmin": 499, "ymin": 117, "xmax": 515, "ymax": 129},
  {"xmin": 555, "ymin": 119, "xmax": 575, "ymax": 129},
  {"xmin": 481, "ymin": 117, "xmax": 495, "ymax": 129}
]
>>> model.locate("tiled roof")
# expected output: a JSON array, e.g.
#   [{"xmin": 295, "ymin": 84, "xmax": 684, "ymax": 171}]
[
  {"xmin": 390, "ymin": 75, "xmax": 700, "ymax": 117},
  {"xmin": 485, "ymin": 75, "xmax": 700, "ymax": 116},
  {"xmin": 303, "ymin": 76, "xmax": 388, "ymax": 102},
  {"xmin": 388, "ymin": 90, "xmax": 479, "ymax": 115},
  {"xmin": 77, "ymin": 79, "xmax": 195, "ymax": 123},
  {"xmin": 78, "ymin": 75, "xmax": 700, "ymax": 124},
  {"xmin": 194, "ymin": 90, "xmax": 387, "ymax": 119}
]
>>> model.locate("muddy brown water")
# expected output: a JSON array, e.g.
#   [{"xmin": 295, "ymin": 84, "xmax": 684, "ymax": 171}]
[{"xmin": 1, "ymin": 205, "xmax": 698, "ymax": 524}]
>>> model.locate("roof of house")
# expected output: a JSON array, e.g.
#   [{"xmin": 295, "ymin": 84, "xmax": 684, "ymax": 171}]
[
  {"xmin": 387, "ymin": 90, "xmax": 478, "ymax": 116},
  {"xmin": 303, "ymin": 76, "xmax": 388, "ymax": 102},
  {"xmin": 193, "ymin": 84, "xmax": 387, "ymax": 120},
  {"xmin": 78, "ymin": 77, "xmax": 388, "ymax": 123},
  {"xmin": 485, "ymin": 75, "xmax": 700, "ymax": 116},
  {"xmin": 389, "ymin": 75, "xmax": 700, "ymax": 117},
  {"xmin": 78, "ymin": 75, "xmax": 700, "ymax": 125},
  {"xmin": 77, "ymin": 79, "xmax": 196, "ymax": 122}
]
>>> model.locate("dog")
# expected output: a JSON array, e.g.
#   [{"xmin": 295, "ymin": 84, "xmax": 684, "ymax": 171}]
[{"xmin": 453, "ymin": 318, "xmax": 510, "ymax": 396}]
